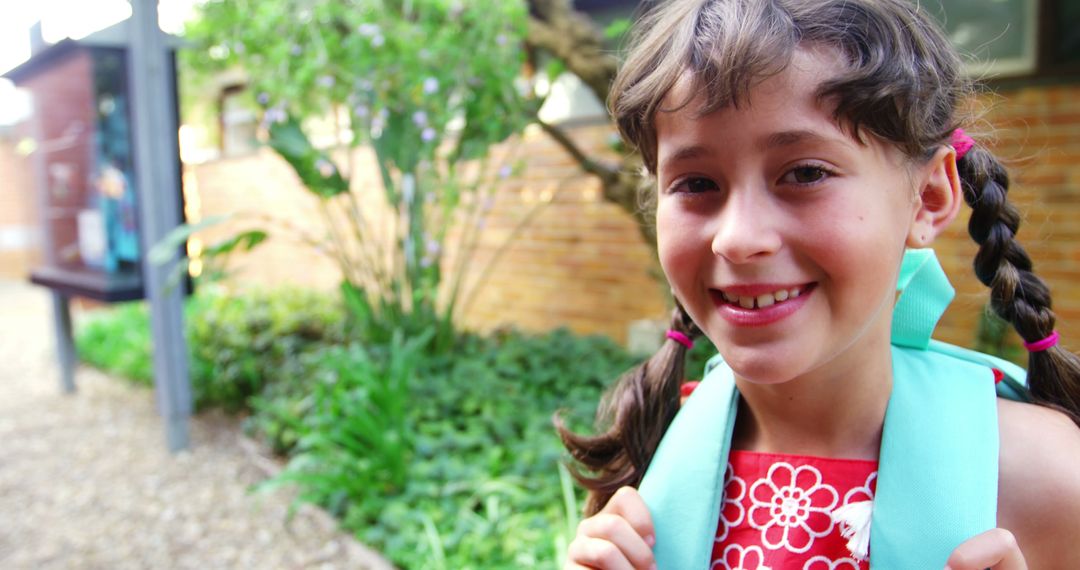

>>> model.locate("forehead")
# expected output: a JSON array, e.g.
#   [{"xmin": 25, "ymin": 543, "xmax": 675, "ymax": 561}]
[
  {"xmin": 654, "ymin": 49, "xmax": 854, "ymax": 168},
  {"xmin": 659, "ymin": 46, "xmax": 841, "ymax": 127}
]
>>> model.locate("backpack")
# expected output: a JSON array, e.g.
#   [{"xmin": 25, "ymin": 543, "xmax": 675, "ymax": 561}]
[{"xmin": 638, "ymin": 248, "xmax": 1030, "ymax": 569}]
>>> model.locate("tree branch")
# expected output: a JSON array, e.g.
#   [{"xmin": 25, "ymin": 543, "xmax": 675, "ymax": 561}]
[{"xmin": 535, "ymin": 118, "xmax": 618, "ymax": 184}]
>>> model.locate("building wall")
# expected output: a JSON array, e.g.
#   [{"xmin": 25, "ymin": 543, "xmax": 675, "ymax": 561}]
[
  {"xmin": 184, "ymin": 81, "xmax": 1080, "ymax": 350},
  {"xmin": 0, "ymin": 136, "xmax": 40, "ymax": 279}
]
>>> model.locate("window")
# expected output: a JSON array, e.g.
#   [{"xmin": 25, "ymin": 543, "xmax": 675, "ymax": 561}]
[
  {"xmin": 923, "ymin": 0, "xmax": 1080, "ymax": 77},
  {"xmin": 923, "ymin": 0, "xmax": 1037, "ymax": 76}
]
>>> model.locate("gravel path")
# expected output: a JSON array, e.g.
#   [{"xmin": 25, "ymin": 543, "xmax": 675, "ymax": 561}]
[{"xmin": 0, "ymin": 280, "xmax": 394, "ymax": 570}]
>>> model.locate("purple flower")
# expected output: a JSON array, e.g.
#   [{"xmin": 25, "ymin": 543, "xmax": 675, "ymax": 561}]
[
  {"xmin": 412, "ymin": 110, "xmax": 428, "ymax": 127},
  {"xmin": 422, "ymin": 77, "xmax": 439, "ymax": 94},
  {"xmin": 315, "ymin": 158, "xmax": 337, "ymax": 178},
  {"xmin": 354, "ymin": 104, "xmax": 370, "ymax": 118},
  {"xmin": 290, "ymin": 43, "xmax": 303, "ymax": 56},
  {"xmin": 263, "ymin": 106, "xmax": 287, "ymax": 126},
  {"xmin": 318, "ymin": 75, "xmax": 336, "ymax": 88},
  {"xmin": 371, "ymin": 34, "xmax": 385, "ymax": 48},
  {"xmin": 498, "ymin": 165, "xmax": 513, "ymax": 179},
  {"xmin": 421, "ymin": 127, "xmax": 437, "ymax": 143},
  {"xmin": 355, "ymin": 78, "xmax": 374, "ymax": 91},
  {"xmin": 357, "ymin": 23, "xmax": 381, "ymax": 37},
  {"xmin": 257, "ymin": 92, "xmax": 270, "ymax": 106},
  {"xmin": 496, "ymin": 34, "xmax": 508, "ymax": 46}
]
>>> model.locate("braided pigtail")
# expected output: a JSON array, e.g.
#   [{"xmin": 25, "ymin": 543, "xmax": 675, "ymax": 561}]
[
  {"xmin": 956, "ymin": 145, "xmax": 1080, "ymax": 426},
  {"xmin": 556, "ymin": 303, "xmax": 701, "ymax": 515}
]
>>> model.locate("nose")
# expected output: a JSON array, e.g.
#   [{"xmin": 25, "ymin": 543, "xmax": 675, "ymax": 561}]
[{"xmin": 710, "ymin": 188, "xmax": 782, "ymax": 263}]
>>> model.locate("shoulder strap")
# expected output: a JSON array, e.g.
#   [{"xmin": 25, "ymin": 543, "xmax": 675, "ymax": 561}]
[
  {"xmin": 871, "ymin": 346, "xmax": 999, "ymax": 568},
  {"xmin": 638, "ymin": 360, "xmax": 737, "ymax": 568}
]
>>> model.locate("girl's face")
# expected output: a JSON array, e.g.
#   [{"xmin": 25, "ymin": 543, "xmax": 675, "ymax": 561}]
[{"xmin": 654, "ymin": 48, "xmax": 922, "ymax": 385}]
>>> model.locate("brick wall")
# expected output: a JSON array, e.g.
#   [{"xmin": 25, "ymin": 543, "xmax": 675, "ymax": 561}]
[
  {"xmin": 933, "ymin": 83, "xmax": 1080, "ymax": 353},
  {"xmin": 189, "ymin": 81, "xmax": 1080, "ymax": 350}
]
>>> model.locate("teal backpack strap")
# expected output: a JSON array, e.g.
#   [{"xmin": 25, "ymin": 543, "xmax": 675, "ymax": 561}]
[
  {"xmin": 871, "ymin": 346, "xmax": 999, "ymax": 568},
  {"xmin": 892, "ymin": 247, "xmax": 956, "ymax": 350},
  {"xmin": 870, "ymin": 248, "xmax": 1012, "ymax": 568},
  {"xmin": 638, "ymin": 357, "xmax": 738, "ymax": 568}
]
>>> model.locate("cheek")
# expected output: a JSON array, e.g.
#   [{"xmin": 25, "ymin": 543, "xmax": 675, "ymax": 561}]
[{"xmin": 656, "ymin": 205, "xmax": 702, "ymax": 289}]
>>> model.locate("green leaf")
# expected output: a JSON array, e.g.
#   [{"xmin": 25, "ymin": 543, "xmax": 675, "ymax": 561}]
[
  {"xmin": 148, "ymin": 214, "xmax": 230, "ymax": 266},
  {"xmin": 202, "ymin": 230, "xmax": 269, "ymax": 257},
  {"xmin": 544, "ymin": 58, "xmax": 566, "ymax": 82},
  {"xmin": 267, "ymin": 117, "xmax": 349, "ymax": 199},
  {"xmin": 603, "ymin": 18, "xmax": 632, "ymax": 40}
]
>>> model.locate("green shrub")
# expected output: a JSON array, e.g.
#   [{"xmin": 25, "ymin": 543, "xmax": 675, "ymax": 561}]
[
  {"xmin": 186, "ymin": 288, "xmax": 346, "ymax": 410},
  {"xmin": 77, "ymin": 290, "xmax": 663, "ymax": 568},
  {"xmin": 250, "ymin": 327, "xmax": 640, "ymax": 569},
  {"xmin": 76, "ymin": 301, "xmax": 155, "ymax": 386},
  {"xmin": 74, "ymin": 287, "xmax": 345, "ymax": 411}
]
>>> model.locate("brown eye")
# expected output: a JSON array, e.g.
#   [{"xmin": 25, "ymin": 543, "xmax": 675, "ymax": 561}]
[
  {"xmin": 675, "ymin": 177, "xmax": 719, "ymax": 193},
  {"xmin": 783, "ymin": 165, "xmax": 829, "ymax": 185}
]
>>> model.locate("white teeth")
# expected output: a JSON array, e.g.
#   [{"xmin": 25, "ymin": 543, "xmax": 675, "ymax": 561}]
[{"xmin": 724, "ymin": 286, "xmax": 804, "ymax": 309}]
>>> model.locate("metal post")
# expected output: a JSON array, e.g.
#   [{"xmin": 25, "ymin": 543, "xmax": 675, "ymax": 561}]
[
  {"xmin": 50, "ymin": 291, "xmax": 76, "ymax": 393},
  {"xmin": 127, "ymin": 0, "xmax": 192, "ymax": 452}
]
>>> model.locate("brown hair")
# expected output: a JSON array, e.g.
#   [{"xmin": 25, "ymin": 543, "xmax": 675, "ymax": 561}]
[{"xmin": 559, "ymin": 0, "xmax": 1080, "ymax": 515}]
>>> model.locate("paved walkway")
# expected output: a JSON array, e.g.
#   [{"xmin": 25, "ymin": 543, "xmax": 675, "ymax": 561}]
[{"xmin": 0, "ymin": 280, "xmax": 393, "ymax": 569}]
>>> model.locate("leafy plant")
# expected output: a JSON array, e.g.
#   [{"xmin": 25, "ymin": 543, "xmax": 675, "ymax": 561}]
[
  {"xmin": 74, "ymin": 288, "xmax": 345, "ymax": 411},
  {"xmin": 260, "ymin": 330, "xmax": 428, "ymax": 518},
  {"xmin": 75, "ymin": 290, "xmax": 644, "ymax": 569},
  {"xmin": 251, "ymin": 327, "xmax": 638, "ymax": 568},
  {"xmin": 181, "ymin": 0, "xmax": 536, "ymax": 353}
]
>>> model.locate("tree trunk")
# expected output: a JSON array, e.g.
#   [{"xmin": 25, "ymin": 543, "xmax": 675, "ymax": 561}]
[{"xmin": 525, "ymin": 0, "xmax": 659, "ymax": 254}]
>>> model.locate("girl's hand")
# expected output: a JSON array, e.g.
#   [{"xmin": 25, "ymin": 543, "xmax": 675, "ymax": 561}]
[
  {"xmin": 565, "ymin": 486, "xmax": 657, "ymax": 570},
  {"xmin": 945, "ymin": 528, "xmax": 1027, "ymax": 570}
]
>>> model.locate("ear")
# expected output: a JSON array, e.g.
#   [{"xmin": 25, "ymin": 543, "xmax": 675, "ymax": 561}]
[{"xmin": 907, "ymin": 146, "xmax": 963, "ymax": 248}]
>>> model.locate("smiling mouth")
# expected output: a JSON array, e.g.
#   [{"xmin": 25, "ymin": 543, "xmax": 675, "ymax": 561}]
[{"xmin": 714, "ymin": 284, "xmax": 816, "ymax": 310}]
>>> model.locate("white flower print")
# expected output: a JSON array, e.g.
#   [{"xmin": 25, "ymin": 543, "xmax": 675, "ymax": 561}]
[
  {"xmin": 716, "ymin": 462, "xmax": 747, "ymax": 542},
  {"xmin": 802, "ymin": 555, "xmax": 862, "ymax": 569},
  {"xmin": 748, "ymin": 462, "xmax": 839, "ymax": 553},
  {"xmin": 843, "ymin": 472, "xmax": 876, "ymax": 506},
  {"xmin": 712, "ymin": 544, "xmax": 771, "ymax": 570}
]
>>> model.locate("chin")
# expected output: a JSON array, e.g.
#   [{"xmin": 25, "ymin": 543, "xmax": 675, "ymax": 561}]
[{"xmin": 713, "ymin": 346, "xmax": 807, "ymax": 386}]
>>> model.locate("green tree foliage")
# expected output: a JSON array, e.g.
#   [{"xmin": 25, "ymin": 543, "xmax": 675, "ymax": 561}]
[{"xmin": 181, "ymin": 0, "xmax": 535, "ymax": 351}]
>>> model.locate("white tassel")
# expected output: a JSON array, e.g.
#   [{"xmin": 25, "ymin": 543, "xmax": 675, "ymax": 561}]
[{"xmin": 832, "ymin": 500, "xmax": 873, "ymax": 562}]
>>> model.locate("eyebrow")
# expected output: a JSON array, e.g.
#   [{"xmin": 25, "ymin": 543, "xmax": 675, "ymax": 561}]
[
  {"xmin": 658, "ymin": 144, "xmax": 711, "ymax": 173},
  {"xmin": 762, "ymin": 129, "xmax": 832, "ymax": 150},
  {"xmin": 659, "ymin": 129, "xmax": 851, "ymax": 173}
]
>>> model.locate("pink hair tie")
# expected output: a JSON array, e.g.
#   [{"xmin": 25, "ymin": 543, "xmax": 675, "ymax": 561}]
[
  {"xmin": 1023, "ymin": 330, "xmax": 1060, "ymax": 352},
  {"xmin": 951, "ymin": 128, "xmax": 975, "ymax": 160},
  {"xmin": 666, "ymin": 330, "xmax": 694, "ymax": 350}
]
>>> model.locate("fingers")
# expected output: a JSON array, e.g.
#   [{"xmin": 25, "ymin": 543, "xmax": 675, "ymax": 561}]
[
  {"xmin": 601, "ymin": 487, "xmax": 656, "ymax": 545},
  {"xmin": 565, "ymin": 535, "xmax": 637, "ymax": 570},
  {"xmin": 564, "ymin": 487, "xmax": 656, "ymax": 570},
  {"xmin": 946, "ymin": 528, "xmax": 1027, "ymax": 570}
]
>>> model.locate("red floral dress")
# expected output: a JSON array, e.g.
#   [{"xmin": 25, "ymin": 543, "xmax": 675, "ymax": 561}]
[{"xmin": 711, "ymin": 451, "xmax": 878, "ymax": 570}]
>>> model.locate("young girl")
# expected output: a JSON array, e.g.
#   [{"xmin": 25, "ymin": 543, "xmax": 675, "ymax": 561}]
[{"xmin": 559, "ymin": 1, "xmax": 1080, "ymax": 568}]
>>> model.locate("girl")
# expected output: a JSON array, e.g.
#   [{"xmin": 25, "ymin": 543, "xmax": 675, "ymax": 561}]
[{"xmin": 559, "ymin": 0, "xmax": 1080, "ymax": 568}]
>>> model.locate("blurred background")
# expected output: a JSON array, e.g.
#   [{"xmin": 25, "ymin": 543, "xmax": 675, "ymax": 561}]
[{"xmin": 0, "ymin": 1, "xmax": 1077, "ymax": 568}]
